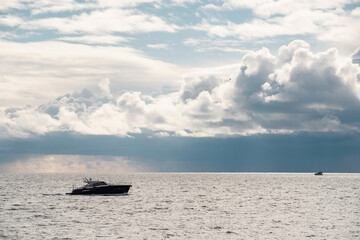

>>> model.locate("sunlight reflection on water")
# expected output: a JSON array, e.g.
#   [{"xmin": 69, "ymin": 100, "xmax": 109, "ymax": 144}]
[{"xmin": 1, "ymin": 173, "xmax": 359, "ymax": 239}]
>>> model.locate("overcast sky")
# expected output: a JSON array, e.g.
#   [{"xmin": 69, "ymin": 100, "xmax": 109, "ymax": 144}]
[{"xmin": 1, "ymin": 0, "xmax": 360, "ymax": 173}]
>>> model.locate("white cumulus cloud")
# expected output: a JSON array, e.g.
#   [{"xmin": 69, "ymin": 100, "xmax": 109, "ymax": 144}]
[{"xmin": 1, "ymin": 40, "xmax": 359, "ymax": 138}]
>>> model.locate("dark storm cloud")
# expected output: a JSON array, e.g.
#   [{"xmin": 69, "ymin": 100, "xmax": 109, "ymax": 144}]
[{"xmin": 0, "ymin": 133, "xmax": 359, "ymax": 172}]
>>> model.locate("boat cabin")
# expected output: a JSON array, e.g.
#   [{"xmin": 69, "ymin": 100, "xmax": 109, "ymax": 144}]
[{"xmin": 84, "ymin": 181, "xmax": 108, "ymax": 187}]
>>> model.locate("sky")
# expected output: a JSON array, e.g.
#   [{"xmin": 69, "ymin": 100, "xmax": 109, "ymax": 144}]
[{"xmin": 0, "ymin": 0, "xmax": 360, "ymax": 173}]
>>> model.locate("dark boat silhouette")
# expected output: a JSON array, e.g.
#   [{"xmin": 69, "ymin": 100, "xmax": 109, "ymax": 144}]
[
  {"xmin": 67, "ymin": 178, "xmax": 131, "ymax": 195},
  {"xmin": 314, "ymin": 171, "xmax": 323, "ymax": 175}
]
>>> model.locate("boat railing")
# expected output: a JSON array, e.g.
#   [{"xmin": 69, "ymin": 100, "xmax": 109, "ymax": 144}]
[{"xmin": 83, "ymin": 177, "xmax": 93, "ymax": 183}]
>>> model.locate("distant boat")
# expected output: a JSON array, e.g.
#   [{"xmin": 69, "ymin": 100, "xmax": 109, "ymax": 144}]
[
  {"xmin": 315, "ymin": 171, "xmax": 323, "ymax": 176},
  {"xmin": 67, "ymin": 178, "xmax": 131, "ymax": 195}
]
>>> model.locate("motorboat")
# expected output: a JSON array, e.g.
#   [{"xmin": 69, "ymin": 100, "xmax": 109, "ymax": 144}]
[
  {"xmin": 67, "ymin": 178, "xmax": 131, "ymax": 195},
  {"xmin": 314, "ymin": 171, "xmax": 323, "ymax": 175}
]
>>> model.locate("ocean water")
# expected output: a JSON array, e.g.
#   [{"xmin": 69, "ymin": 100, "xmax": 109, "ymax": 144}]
[{"xmin": 1, "ymin": 173, "xmax": 359, "ymax": 239}]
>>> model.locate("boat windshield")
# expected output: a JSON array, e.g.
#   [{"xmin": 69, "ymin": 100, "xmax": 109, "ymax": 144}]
[{"xmin": 85, "ymin": 181, "xmax": 108, "ymax": 187}]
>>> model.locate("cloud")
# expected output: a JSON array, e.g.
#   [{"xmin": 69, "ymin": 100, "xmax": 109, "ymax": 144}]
[
  {"xmin": 193, "ymin": 10, "xmax": 319, "ymax": 39},
  {"xmin": 0, "ymin": 0, "xmax": 159, "ymax": 14},
  {"xmin": 0, "ymin": 105, "xmax": 61, "ymax": 138},
  {"xmin": 179, "ymin": 63, "xmax": 239, "ymax": 101},
  {"xmin": 352, "ymin": 47, "xmax": 360, "ymax": 64},
  {"xmin": 19, "ymin": 8, "xmax": 179, "ymax": 34},
  {"xmin": 222, "ymin": 0, "xmax": 353, "ymax": 18},
  {"xmin": 194, "ymin": 3, "xmax": 360, "ymax": 53},
  {"xmin": 1, "ymin": 133, "xmax": 360, "ymax": 172},
  {"xmin": 170, "ymin": 0, "xmax": 199, "ymax": 6},
  {"xmin": 184, "ymin": 38, "xmax": 249, "ymax": 53},
  {"xmin": 0, "ymin": 40, "xmax": 183, "ymax": 107},
  {"xmin": 315, "ymin": 8, "xmax": 360, "ymax": 53},
  {"xmin": 98, "ymin": 78, "xmax": 111, "ymax": 95},
  {"xmin": 30, "ymin": 0, "xmax": 98, "ymax": 15},
  {"xmin": 1, "ymin": 40, "xmax": 359, "ymax": 138},
  {"xmin": 267, "ymin": 47, "xmax": 358, "ymax": 107},
  {"xmin": 0, "ymin": 154, "xmax": 150, "ymax": 173},
  {"xmin": 0, "ymin": 15, "xmax": 23, "ymax": 27},
  {"xmin": 97, "ymin": 0, "xmax": 160, "ymax": 8},
  {"xmin": 147, "ymin": 43, "xmax": 169, "ymax": 49},
  {"xmin": 58, "ymin": 35, "xmax": 128, "ymax": 45},
  {"xmin": 0, "ymin": 0, "xmax": 27, "ymax": 11},
  {"xmin": 200, "ymin": 4, "xmax": 221, "ymax": 11}
]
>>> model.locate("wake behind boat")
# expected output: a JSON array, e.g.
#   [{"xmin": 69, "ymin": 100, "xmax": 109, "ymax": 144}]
[{"xmin": 67, "ymin": 178, "xmax": 131, "ymax": 195}]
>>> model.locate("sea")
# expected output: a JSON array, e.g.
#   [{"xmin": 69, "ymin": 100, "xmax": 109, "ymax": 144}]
[{"xmin": 1, "ymin": 173, "xmax": 359, "ymax": 239}]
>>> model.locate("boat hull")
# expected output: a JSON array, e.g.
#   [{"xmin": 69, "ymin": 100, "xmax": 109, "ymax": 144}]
[{"xmin": 67, "ymin": 185, "xmax": 131, "ymax": 195}]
